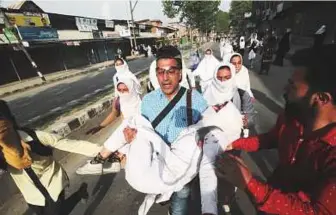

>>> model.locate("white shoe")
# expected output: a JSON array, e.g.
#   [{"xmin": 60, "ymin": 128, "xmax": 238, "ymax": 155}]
[
  {"xmin": 76, "ymin": 160, "xmax": 103, "ymax": 175},
  {"xmin": 103, "ymin": 161, "xmax": 121, "ymax": 173}
]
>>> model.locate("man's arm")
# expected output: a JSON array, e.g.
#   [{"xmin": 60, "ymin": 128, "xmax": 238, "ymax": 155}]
[
  {"xmin": 232, "ymin": 113, "xmax": 284, "ymax": 152},
  {"xmin": 36, "ymin": 131, "xmax": 102, "ymax": 157},
  {"xmin": 246, "ymin": 152, "xmax": 336, "ymax": 215},
  {"xmin": 240, "ymin": 90, "xmax": 255, "ymax": 127}
]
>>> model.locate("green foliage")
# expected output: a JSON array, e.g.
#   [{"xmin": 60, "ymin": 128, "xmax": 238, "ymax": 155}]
[
  {"xmin": 216, "ymin": 10, "xmax": 229, "ymax": 33},
  {"xmin": 229, "ymin": 0, "xmax": 252, "ymax": 31},
  {"xmin": 162, "ymin": 0, "xmax": 220, "ymax": 33}
]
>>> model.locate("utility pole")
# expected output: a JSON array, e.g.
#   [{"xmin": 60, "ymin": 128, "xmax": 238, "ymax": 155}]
[
  {"xmin": 2, "ymin": 9, "xmax": 46, "ymax": 82},
  {"xmin": 129, "ymin": 0, "xmax": 138, "ymax": 50}
]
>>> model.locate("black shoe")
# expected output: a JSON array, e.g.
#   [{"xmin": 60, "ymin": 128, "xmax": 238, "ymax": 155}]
[{"xmin": 78, "ymin": 183, "xmax": 89, "ymax": 203}]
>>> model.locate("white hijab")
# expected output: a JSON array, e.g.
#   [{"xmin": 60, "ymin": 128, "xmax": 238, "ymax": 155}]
[
  {"xmin": 203, "ymin": 63, "xmax": 237, "ymax": 106},
  {"xmin": 113, "ymin": 59, "xmax": 141, "ymax": 96},
  {"xmin": 239, "ymin": 36, "xmax": 245, "ymax": 49},
  {"xmin": 193, "ymin": 49, "xmax": 220, "ymax": 82},
  {"xmin": 115, "ymin": 74, "xmax": 142, "ymax": 118},
  {"xmin": 229, "ymin": 53, "xmax": 254, "ymax": 97}
]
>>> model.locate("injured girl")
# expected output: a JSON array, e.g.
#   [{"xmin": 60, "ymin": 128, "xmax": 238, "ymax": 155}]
[{"xmin": 103, "ymin": 101, "xmax": 243, "ymax": 215}]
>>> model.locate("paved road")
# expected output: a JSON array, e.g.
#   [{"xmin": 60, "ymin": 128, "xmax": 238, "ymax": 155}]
[
  {"xmin": 0, "ymin": 43, "xmax": 294, "ymax": 215},
  {"xmin": 2, "ymin": 56, "xmax": 155, "ymax": 125}
]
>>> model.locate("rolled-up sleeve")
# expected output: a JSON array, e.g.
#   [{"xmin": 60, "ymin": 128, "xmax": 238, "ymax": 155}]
[
  {"xmin": 35, "ymin": 131, "xmax": 102, "ymax": 157},
  {"xmin": 241, "ymin": 91, "xmax": 256, "ymax": 127}
]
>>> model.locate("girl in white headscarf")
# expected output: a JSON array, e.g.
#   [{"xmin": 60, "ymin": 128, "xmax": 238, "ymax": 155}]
[
  {"xmin": 221, "ymin": 42, "xmax": 234, "ymax": 62},
  {"xmin": 193, "ymin": 49, "xmax": 220, "ymax": 92},
  {"xmin": 204, "ymin": 63, "xmax": 256, "ymax": 134},
  {"xmin": 203, "ymin": 63, "xmax": 238, "ymax": 106},
  {"xmin": 229, "ymin": 53, "xmax": 254, "ymax": 98},
  {"xmin": 76, "ymin": 74, "xmax": 142, "ymax": 175},
  {"xmin": 113, "ymin": 58, "xmax": 141, "ymax": 96}
]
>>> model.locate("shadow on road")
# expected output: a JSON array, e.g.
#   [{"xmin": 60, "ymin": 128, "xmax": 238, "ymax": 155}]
[
  {"xmin": 22, "ymin": 182, "xmax": 90, "ymax": 215},
  {"xmin": 84, "ymin": 173, "xmax": 117, "ymax": 215},
  {"xmin": 252, "ymin": 89, "xmax": 283, "ymax": 115}
]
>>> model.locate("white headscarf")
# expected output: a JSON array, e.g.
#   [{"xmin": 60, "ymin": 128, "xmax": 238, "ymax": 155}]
[
  {"xmin": 229, "ymin": 53, "xmax": 254, "ymax": 97},
  {"xmin": 113, "ymin": 59, "xmax": 141, "ymax": 96},
  {"xmin": 203, "ymin": 63, "xmax": 237, "ymax": 106},
  {"xmin": 115, "ymin": 74, "xmax": 142, "ymax": 118},
  {"xmin": 239, "ymin": 36, "xmax": 245, "ymax": 49},
  {"xmin": 193, "ymin": 49, "xmax": 220, "ymax": 82}
]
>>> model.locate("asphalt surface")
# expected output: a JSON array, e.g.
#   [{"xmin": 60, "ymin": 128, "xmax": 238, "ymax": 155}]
[
  {"xmin": 2, "ymin": 56, "xmax": 155, "ymax": 125},
  {"xmin": 0, "ymin": 42, "xmax": 294, "ymax": 215}
]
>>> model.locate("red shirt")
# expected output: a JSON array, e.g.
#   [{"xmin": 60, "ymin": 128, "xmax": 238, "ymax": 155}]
[{"xmin": 233, "ymin": 113, "xmax": 336, "ymax": 214}]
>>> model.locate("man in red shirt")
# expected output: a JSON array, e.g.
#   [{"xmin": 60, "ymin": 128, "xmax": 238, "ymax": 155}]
[{"xmin": 216, "ymin": 45, "xmax": 336, "ymax": 215}]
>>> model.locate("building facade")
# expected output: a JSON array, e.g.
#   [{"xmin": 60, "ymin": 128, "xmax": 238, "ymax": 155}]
[{"xmin": 0, "ymin": 0, "xmax": 176, "ymax": 85}]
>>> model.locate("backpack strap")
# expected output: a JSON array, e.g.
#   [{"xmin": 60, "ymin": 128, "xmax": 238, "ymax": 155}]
[
  {"xmin": 151, "ymin": 87, "xmax": 187, "ymax": 128},
  {"xmin": 19, "ymin": 127, "xmax": 53, "ymax": 157},
  {"xmin": 186, "ymin": 89, "xmax": 193, "ymax": 126}
]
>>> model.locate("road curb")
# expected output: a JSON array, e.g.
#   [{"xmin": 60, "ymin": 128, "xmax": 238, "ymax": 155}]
[
  {"xmin": 47, "ymin": 74, "xmax": 150, "ymax": 137},
  {"xmin": 0, "ymin": 55, "xmax": 145, "ymax": 98}
]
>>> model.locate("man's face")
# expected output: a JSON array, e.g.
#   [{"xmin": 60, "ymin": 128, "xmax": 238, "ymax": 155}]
[
  {"xmin": 156, "ymin": 58, "xmax": 182, "ymax": 98},
  {"xmin": 284, "ymin": 68, "xmax": 310, "ymax": 103},
  {"xmin": 231, "ymin": 56, "xmax": 242, "ymax": 73},
  {"xmin": 117, "ymin": 83, "xmax": 129, "ymax": 94},
  {"xmin": 284, "ymin": 68, "xmax": 312, "ymax": 119},
  {"xmin": 216, "ymin": 67, "xmax": 232, "ymax": 82}
]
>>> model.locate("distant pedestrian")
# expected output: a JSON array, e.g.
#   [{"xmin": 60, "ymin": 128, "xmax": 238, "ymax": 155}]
[
  {"xmin": 238, "ymin": 36, "xmax": 245, "ymax": 57},
  {"xmin": 313, "ymin": 25, "xmax": 327, "ymax": 48},
  {"xmin": 273, "ymin": 29, "xmax": 291, "ymax": 66},
  {"xmin": 259, "ymin": 44, "xmax": 274, "ymax": 75}
]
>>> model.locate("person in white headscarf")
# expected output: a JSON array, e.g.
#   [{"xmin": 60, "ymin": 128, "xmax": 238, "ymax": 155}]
[
  {"xmin": 147, "ymin": 45, "xmax": 153, "ymax": 57},
  {"xmin": 107, "ymin": 103, "xmax": 243, "ymax": 215},
  {"xmin": 221, "ymin": 41, "xmax": 234, "ymax": 63},
  {"xmin": 314, "ymin": 25, "xmax": 326, "ymax": 48},
  {"xmin": 203, "ymin": 63, "xmax": 256, "ymax": 131},
  {"xmin": 77, "ymin": 74, "xmax": 142, "ymax": 175},
  {"xmin": 238, "ymin": 36, "xmax": 245, "ymax": 57},
  {"xmin": 148, "ymin": 58, "xmax": 195, "ymax": 91},
  {"xmin": 229, "ymin": 53, "xmax": 254, "ymax": 98},
  {"xmin": 113, "ymin": 58, "xmax": 141, "ymax": 96},
  {"xmin": 193, "ymin": 48, "xmax": 220, "ymax": 92}
]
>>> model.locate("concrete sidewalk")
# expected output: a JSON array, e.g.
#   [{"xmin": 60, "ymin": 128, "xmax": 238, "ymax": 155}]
[{"xmin": 0, "ymin": 54, "xmax": 145, "ymax": 98}]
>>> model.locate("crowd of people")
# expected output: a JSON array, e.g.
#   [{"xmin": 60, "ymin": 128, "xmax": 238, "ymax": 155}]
[{"xmin": 0, "ymin": 34, "xmax": 336, "ymax": 215}]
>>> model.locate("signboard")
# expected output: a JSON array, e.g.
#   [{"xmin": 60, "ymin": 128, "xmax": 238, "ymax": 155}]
[
  {"xmin": 75, "ymin": 17, "xmax": 98, "ymax": 32},
  {"xmin": 5, "ymin": 12, "xmax": 51, "ymax": 27},
  {"xmin": 64, "ymin": 41, "xmax": 81, "ymax": 46},
  {"xmin": 0, "ymin": 12, "xmax": 5, "ymax": 25},
  {"xmin": 139, "ymin": 24, "xmax": 146, "ymax": 30},
  {"xmin": 119, "ymin": 29, "xmax": 131, "ymax": 37},
  {"xmin": 17, "ymin": 27, "xmax": 58, "ymax": 41},
  {"xmin": 105, "ymin": 20, "xmax": 114, "ymax": 28},
  {"xmin": 2, "ymin": 27, "xmax": 19, "ymax": 43},
  {"xmin": 92, "ymin": 30, "xmax": 103, "ymax": 39}
]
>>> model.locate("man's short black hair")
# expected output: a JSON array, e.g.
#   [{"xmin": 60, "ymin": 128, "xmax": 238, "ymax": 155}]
[
  {"xmin": 291, "ymin": 45, "xmax": 336, "ymax": 104},
  {"xmin": 156, "ymin": 45, "xmax": 182, "ymax": 69}
]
